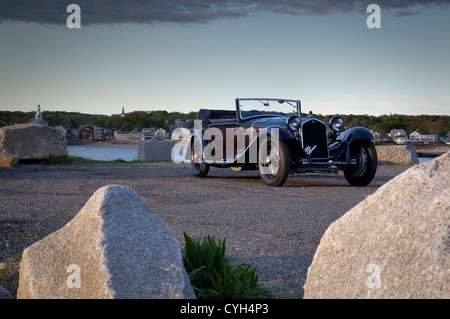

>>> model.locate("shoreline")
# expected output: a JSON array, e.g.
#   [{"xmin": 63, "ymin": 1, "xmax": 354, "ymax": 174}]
[
  {"xmin": 67, "ymin": 143, "xmax": 137, "ymax": 148},
  {"xmin": 66, "ymin": 140, "xmax": 137, "ymax": 148}
]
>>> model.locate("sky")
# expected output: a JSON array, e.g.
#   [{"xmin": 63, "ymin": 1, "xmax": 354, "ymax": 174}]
[{"xmin": 0, "ymin": 0, "xmax": 449, "ymax": 116}]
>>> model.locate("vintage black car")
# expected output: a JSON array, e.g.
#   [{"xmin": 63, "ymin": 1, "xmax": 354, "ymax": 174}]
[{"xmin": 189, "ymin": 98, "xmax": 377, "ymax": 187}]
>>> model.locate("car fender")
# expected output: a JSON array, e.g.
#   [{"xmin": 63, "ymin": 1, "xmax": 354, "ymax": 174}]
[
  {"xmin": 184, "ymin": 131, "xmax": 208, "ymax": 162},
  {"xmin": 338, "ymin": 127, "xmax": 374, "ymax": 143},
  {"xmin": 331, "ymin": 127, "xmax": 375, "ymax": 162}
]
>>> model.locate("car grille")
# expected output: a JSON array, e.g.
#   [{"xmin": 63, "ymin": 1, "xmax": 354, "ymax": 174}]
[{"xmin": 301, "ymin": 119, "xmax": 329, "ymax": 159}]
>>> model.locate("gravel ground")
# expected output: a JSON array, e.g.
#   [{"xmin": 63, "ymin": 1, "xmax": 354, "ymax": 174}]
[{"xmin": 0, "ymin": 161, "xmax": 410, "ymax": 298}]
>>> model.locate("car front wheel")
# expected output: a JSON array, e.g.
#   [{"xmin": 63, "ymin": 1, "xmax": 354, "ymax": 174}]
[
  {"xmin": 344, "ymin": 140, "xmax": 377, "ymax": 186},
  {"xmin": 258, "ymin": 138, "xmax": 291, "ymax": 186}
]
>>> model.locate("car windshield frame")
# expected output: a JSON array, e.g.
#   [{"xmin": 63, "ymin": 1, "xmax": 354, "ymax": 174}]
[{"xmin": 236, "ymin": 98, "xmax": 301, "ymax": 121}]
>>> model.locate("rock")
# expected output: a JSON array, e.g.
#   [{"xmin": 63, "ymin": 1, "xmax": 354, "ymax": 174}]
[
  {"xmin": 0, "ymin": 123, "xmax": 68, "ymax": 160},
  {"xmin": 0, "ymin": 285, "xmax": 12, "ymax": 299},
  {"xmin": 0, "ymin": 152, "xmax": 18, "ymax": 167},
  {"xmin": 138, "ymin": 140, "xmax": 176, "ymax": 162},
  {"xmin": 303, "ymin": 151, "xmax": 450, "ymax": 299},
  {"xmin": 17, "ymin": 185, "xmax": 196, "ymax": 299},
  {"xmin": 375, "ymin": 145, "xmax": 419, "ymax": 164}
]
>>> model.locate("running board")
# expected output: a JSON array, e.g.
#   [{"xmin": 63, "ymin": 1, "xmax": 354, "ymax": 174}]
[{"xmin": 300, "ymin": 159, "xmax": 356, "ymax": 166}]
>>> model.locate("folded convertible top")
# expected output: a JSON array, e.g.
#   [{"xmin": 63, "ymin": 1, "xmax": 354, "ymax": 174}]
[{"xmin": 197, "ymin": 109, "xmax": 236, "ymax": 127}]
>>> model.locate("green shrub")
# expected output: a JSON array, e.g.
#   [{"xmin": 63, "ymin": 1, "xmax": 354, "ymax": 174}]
[{"xmin": 182, "ymin": 232, "xmax": 272, "ymax": 299}]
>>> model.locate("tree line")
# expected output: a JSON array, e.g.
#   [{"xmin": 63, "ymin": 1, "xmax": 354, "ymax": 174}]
[
  {"xmin": 1, "ymin": 110, "xmax": 449, "ymax": 136},
  {"xmin": 0, "ymin": 110, "xmax": 198, "ymax": 132},
  {"xmin": 311, "ymin": 113, "xmax": 449, "ymax": 136}
]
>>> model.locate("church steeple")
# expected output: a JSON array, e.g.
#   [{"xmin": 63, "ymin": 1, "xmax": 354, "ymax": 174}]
[{"xmin": 121, "ymin": 106, "xmax": 125, "ymax": 118}]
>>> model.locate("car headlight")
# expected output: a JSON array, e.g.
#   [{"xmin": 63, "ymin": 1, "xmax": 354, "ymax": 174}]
[
  {"xmin": 286, "ymin": 115, "xmax": 301, "ymax": 131},
  {"xmin": 330, "ymin": 116, "xmax": 344, "ymax": 133}
]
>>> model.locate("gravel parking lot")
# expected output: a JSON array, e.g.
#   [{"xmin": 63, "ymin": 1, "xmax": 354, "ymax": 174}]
[{"xmin": 0, "ymin": 162, "xmax": 409, "ymax": 297}]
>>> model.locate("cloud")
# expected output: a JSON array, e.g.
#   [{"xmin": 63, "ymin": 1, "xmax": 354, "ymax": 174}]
[{"xmin": 0, "ymin": 0, "xmax": 448, "ymax": 25}]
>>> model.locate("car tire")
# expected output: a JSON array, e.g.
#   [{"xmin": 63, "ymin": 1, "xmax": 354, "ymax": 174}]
[
  {"xmin": 258, "ymin": 138, "xmax": 291, "ymax": 186},
  {"xmin": 191, "ymin": 138, "xmax": 210, "ymax": 178},
  {"xmin": 344, "ymin": 140, "xmax": 377, "ymax": 186}
]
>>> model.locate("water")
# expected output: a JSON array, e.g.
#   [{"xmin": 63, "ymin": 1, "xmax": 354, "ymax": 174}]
[
  {"xmin": 67, "ymin": 145, "xmax": 138, "ymax": 161},
  {"xmin": 418, "ymin": 157, "xmax": 434, "ymax": 163},
  {"xmin": 67, "ymin": 145, "xmax": 436, "ymax": 163}
]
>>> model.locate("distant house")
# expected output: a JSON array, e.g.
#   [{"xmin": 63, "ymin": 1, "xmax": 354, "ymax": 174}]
[
  {"xmin": 171, "ymin": 127, "xmax": 191, "ymax": 141},
  {"xmin": 389, "ymin": 129, "xmax": 407, "ymax": 144},
  {"xmin": 114, "ymin": 130, "xmax": 145, "ymax": 143},
  {"xmin": 129, "ymin": 131, "xmax": 145, "ymax": 141},
  {"xmin": 114, "ymin": 131, "xmax": 129, "ymax": 141},
  {"xmin": 54, "ymin": 125, "xmax": 67, "ymax": 137},
  {"xmin": 94, "ymin": 128, "xmax": 104, "ymax": 140},
  {"xmin": 70, "ymin": 128, "xmax": 80, "ymax": 139},
  {"xmin": 155, "ymin": 128, "xmax": 166, "ymax": 140},
  {"xmin": 370, "ymin": 130, "xmax": 384, "ymax": 142},
  {"xmin": 142, "ymin": 127, "xmax": 156, "ymax": 139},
  {"xmin": 103, "ymin": 128, "xmax": 114, "ymax": 140},
  {"xmin": 409, "ymin": 130, "xmax": 438, "ymax": 143},
  {"xmin": 80, "ymin": 127, "xmax": 94, "ymax": 140}
]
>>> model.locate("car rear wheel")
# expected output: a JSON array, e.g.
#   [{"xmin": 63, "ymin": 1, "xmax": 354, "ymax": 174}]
[
  {"xmin": 344, "ymin": 140, "xmax": 377, "ymax": 186},
  {"xmin": 258, "ymin": 138, "xmax": 291, "ymax": 186},
  {"xmin": 191, "ymin": 138, "xmax": 209, "ymax": 177}
]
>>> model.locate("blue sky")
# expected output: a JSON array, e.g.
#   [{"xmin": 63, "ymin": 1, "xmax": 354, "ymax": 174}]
[{"xmin": 0, "ymin": 1, "xmax": 449, "ymax": 116}]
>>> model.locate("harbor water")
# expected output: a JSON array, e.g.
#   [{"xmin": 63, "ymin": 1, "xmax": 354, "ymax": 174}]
[
  {"xmin": 67, "ymin": 145, "xmax": 138, "ymax": 161},
  {"xmin": 68, "ymin": 145, "xmax": 435, "ymax": 163}
]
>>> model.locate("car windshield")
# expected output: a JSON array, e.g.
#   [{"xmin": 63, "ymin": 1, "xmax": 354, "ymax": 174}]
[{"xmin": 238, "ymin": 98, "xmax": 299, "ymax": 119}]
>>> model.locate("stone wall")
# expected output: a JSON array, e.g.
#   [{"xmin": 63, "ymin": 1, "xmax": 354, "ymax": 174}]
[
  {"xmin": 375, "ymin": 145, "xmax": 419, "ymax": 164},
  {"xmin": 137, "ymin": 140, "xmax": 177, "ymax": 162}
]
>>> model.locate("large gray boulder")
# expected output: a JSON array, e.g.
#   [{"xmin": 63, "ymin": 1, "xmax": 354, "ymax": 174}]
[
  {"xmin": 17, "ymin": 185, "xmax": 196, "ymax": 299},
  {"xmin": 304, "ymin": 151, "xmax": 450, "ymax": 298},
  {"xmin": 0, "ymin": 123, "xmax": 67, "ymax": 161}
]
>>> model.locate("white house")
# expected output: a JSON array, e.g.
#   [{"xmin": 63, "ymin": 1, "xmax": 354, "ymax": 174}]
[
  {"xmin": 171, "ymin": 127, "xmax": 191, "ymax": 141},
  {"xmin": 114, "ymin": 130, "xmax": 145, "ymax": 143},
  {"xmin": 389, "ymin": 129, "xmax": 408, "ymax": 144},
  {"xmin": 409, "ymin": 130, "xmax": 438, "ymax": 143},
  {"xmin": 155, "ymin": 128, "xmax": 166, "ymax": 140}
]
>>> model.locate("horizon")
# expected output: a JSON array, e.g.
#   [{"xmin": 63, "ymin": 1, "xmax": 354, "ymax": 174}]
[
  {"xmin": 1, "ymin": 1, "xmax": 449, "ymax": 117},
  {"xmin": 3, "ymin": 107, "xmax": 450, "ymax": 118}
]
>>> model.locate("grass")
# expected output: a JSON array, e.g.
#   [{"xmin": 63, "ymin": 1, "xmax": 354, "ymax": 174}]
[
  {"xmin": 39, "ymin": 155, "xmax": 147, "ymax": 166},
  {"xmin": 182, "ymin": 232, "xmax": 273, "ymax": 299},
  {"xmin": 38, "ymin": 155, "xmax": 182, "ymax": 167}
]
